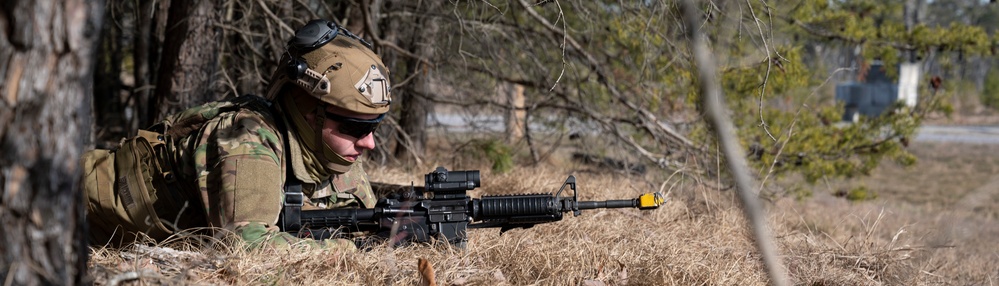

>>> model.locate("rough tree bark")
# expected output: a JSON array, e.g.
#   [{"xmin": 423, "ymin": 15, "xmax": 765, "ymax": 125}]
[
  {"xmin": 0, "ymin": 0, "xmax": 104, "ymax": 284},
  {"xmin": 154, "ymin": 0, "xmax": 223, "ymax": 121}
]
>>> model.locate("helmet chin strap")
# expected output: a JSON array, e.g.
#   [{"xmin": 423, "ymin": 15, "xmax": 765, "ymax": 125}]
[
  {"xmin": 312, "ymin": 104, "xmax": 353, "ymax": 174},
  {"xmin": 283, "ymin": 95, "xmax": 354, "ymax": 176}
]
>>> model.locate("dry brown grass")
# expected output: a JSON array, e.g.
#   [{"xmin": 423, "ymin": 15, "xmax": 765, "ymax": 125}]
[
  {"xmin": 88, "ymin": 151, "xmax": 999, "ymax": 285},
  {"xmin": 784, "ymin": 141, "xmax": 999, "ymax": 284}
]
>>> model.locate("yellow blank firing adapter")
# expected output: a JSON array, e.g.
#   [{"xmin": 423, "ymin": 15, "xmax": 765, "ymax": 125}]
[{"xmin": 638, "ymin": 192, "xmax": 666, "ymax": 209}]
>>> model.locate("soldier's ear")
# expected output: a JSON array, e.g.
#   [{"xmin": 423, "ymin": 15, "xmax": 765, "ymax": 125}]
[{"xmin": 288, "ymin": 90, "xmax": 321, "ymax": 111}]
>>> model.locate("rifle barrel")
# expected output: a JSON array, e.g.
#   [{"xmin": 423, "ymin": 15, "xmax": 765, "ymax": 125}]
[
  {"xmin": 577, "ymin": 199, "xmax": 638, "ymax": 209},
  {"xmin": 578, "ymin": 193, "xmax": 666, "ymax": 210}
]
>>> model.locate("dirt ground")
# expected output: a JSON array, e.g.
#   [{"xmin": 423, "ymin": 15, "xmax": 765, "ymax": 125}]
[{"xmin": 781, "ymin": 139, "xmax": 999, "ymax": 283}]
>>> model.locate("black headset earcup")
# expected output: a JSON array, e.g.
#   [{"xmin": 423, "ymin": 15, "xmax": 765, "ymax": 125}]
[{"xmin": 286, "ymin": 58, "xmax": 308, "ymax": 80}]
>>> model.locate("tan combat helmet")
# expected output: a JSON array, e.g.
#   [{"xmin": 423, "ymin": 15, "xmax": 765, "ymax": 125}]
[{"xmin": 266, "ymin": 19, "xmax": 391, "ymax": 115}]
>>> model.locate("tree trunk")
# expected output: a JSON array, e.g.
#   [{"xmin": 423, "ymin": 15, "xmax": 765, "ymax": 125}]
[
  {"xmin": 93, "ymin": 6, "xmax": 126, "ymax": 143},
  {"xmin": 0, "ymin": 0, "xmax": 104, "ymax": 284},
  {"xmin": 133, "ymin": 0, "xmax": 157, "ymax": 130},
  {"xmin": 901, "ymin": 0, "xmax": 925, "ymax": 107},
  {"xmin": 154, "ymin": 0, "xmax": 223, "ymax": 121},
  {"xmin": 505, "ymin": 83, "xmax": 526, "ymax": 142},
  {"xmin": 393, "ymin": 1, "xmax": 439, "ymax": 163}
]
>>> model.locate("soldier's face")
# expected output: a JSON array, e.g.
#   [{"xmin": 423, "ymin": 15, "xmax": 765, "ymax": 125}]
[{"xmin": 318, "ymin": 107, "xmax": 379, "ymax": 162}]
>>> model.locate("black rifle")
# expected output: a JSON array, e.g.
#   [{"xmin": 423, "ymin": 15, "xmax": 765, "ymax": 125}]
[{"xmin": 280, "ymin": 167, "xmax": 665, "ymax": 246}]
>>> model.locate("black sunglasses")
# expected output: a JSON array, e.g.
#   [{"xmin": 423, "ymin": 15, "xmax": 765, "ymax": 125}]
[{"xmin": 323, "ymin": 111, "xmax": 384, "ymax": 138}]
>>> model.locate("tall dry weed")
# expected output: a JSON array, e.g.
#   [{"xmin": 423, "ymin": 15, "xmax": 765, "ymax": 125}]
[{"xmin": 88, "ymin": 165, "xmax": 960, "ymax": 285}]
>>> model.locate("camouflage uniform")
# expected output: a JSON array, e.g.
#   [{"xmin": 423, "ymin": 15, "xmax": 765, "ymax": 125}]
[
  {"xmin": 159, "ymin": 96, "xmax": 375, "ymax": 249},
  {"xmin": 83, "ymin": 19, "xmax": 390, "ymax": 250},
  {"xmin": 169, "ymin": 19, "xmax": 390, "ymax": 249}
]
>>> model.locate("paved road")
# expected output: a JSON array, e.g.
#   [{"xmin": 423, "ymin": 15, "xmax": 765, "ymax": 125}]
[
  {"xmin": 914, "ymin": 125, "xmax": 999, "ymax": 144},
  {"xmin": 430, "ymin": 113, "xmax": 999, "ymax": 144}
]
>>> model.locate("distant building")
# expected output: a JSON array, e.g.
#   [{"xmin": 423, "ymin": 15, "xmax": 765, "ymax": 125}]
[{"xmin": 835, "ymin": 61, "xmax": 900, "ymax": 122}]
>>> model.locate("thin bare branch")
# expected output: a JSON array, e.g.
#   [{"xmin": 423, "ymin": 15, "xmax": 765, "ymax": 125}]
[
  {"xmin": 515, "ymin": 0, "xmax": 699, "ymax": 154},
  {"xmin": 679, "ymin": 1, "xmax": 790, "ymax": 286},
  {"xmin": 255, "ymin": 0, "xmax": 295, "ymax": 35}
]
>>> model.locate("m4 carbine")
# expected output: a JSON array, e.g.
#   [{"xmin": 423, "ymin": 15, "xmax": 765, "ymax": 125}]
[{"xmin": 280, "ymin": 167, "xmax": 666, "ymax": 246}]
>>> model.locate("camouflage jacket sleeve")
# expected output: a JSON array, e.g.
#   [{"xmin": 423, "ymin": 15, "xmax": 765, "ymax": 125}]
[{"xmin": 184, "ymin": 108, "xmax": 354, "ymax": 250}]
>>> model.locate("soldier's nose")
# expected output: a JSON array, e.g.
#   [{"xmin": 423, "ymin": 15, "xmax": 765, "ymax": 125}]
[{"xmin": 356, "ymin": 132, "xmax": 376, "ymax": 150}]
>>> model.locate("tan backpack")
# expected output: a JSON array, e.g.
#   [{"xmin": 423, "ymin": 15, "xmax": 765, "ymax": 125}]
[
  {"xmin": 82, "ymin": 130, "xmax": 178, "ymax": 245},
  {"xmin": 82, "ymin": 95, "xmax": 271, "ymax": 246}
]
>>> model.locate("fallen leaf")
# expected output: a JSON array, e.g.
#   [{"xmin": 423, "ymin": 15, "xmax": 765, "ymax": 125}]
[{"xmin": 418, "ymin": 258, "xmax": 437, "ymax": 286}]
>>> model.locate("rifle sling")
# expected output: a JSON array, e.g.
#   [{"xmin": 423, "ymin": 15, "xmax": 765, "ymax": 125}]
[
  {"xmin": 271, "ymin": 98, "xmax": 304, "ymax": 234},
  {"xmin": 281, "ymin": 180, "xmax": 305, "ymax": 232}
]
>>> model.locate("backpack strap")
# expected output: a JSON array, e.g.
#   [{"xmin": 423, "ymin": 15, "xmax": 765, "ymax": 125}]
[
  {"xmin": 158, "ymin": 94, "xmax": 272, "ymax": 138},
  {"xmin": 268, "ymin": 96, "xmax": 304, "ymax": 233}
]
